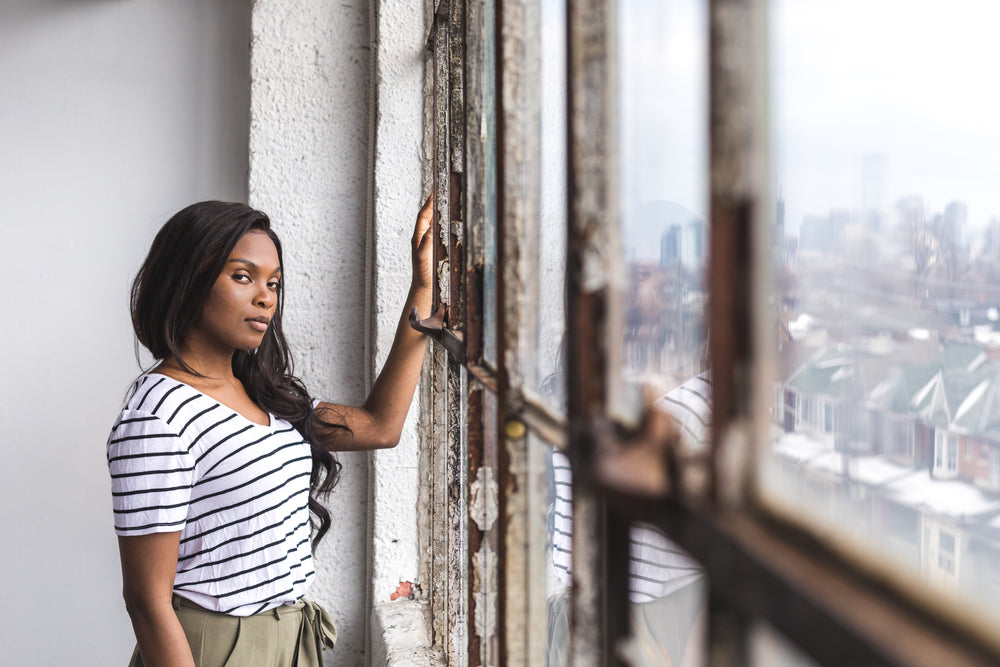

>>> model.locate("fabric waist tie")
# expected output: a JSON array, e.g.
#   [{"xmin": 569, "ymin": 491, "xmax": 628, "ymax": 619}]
[{"xmin": 299, "ymin": 598, "xmax": 339, "ymax": 653}]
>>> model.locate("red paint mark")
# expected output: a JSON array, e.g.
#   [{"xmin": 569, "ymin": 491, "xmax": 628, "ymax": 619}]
[{"xmin": 390, "ymin": 581, "xmax": 414, "ymax": 601}]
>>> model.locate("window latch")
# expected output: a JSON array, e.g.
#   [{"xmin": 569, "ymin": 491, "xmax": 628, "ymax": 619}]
[{"xmin": 409, "ymin": 303, "xmax": 447, "ymax": 337}]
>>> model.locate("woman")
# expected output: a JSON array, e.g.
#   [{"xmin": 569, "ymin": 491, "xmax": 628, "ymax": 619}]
[{"xmin": 107, "ymin": 196, "xmax": 433, "ymax": 666}]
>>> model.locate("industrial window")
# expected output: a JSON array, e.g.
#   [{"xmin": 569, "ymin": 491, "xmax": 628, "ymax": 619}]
[{"xmin": 416, "ymin": 0, "xmax": 1000, "ymax": 665}]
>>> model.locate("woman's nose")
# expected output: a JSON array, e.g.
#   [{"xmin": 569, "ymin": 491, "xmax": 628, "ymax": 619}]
[{"xmin": 255, "ymin": 285, "xmax": 274, "ymax": 309}]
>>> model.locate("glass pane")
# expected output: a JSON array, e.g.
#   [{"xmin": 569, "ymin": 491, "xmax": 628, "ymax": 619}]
[
  {"xmin": 534, "ymin": 0, "xmax": 568, "ymax": 413},
  {"xmin": 546, "ymin": 445, "xmax": 573, "ymax": 666},
  {"xmin": 545, "ymin": 443, "xmax": 708, "ymax": 667},
  {"xmin": 620, "ymin": 0, "xmax": 709, "ymax": 395},
  {"xmin": 766, "ymin": 0, "xmax": 1000, "ymax": 616},
  {"xmin": 622, "ymin": 525, "xmax": 706, "ymax": 667},
  {"xmin": 617, "ymin": 2, "xmax": 709, "ymax": 663},
  {"xmin": 482, "ymin": 0, "xmax": 499, "ymax": 366},
  {"xmin": 750, "ymin": 622, "xmax": 818, "ymax": 667}
]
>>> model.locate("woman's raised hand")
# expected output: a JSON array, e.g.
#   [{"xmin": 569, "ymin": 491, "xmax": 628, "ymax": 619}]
[
  {"xmin": 315, "ymin": 192, "xmax": 435, "ymax": 452},
  {"xmin": 412, "ymin": 193, "xmax": 434, "ymax": 291}
]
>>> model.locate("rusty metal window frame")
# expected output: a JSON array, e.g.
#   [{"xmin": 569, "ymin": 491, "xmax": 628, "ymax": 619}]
[
  {"xmin": 417, "ymin": 3, "xmax": 469, "ymax": 664},
  {"xmin": 422, "ymin": 0, "xmax": 1000, "ymax": 665},
  {"xmin": 419, "ymin": 0, "xmax": 573, "ymax": 664},
  {"xmin": 567, "ymin": 2, "xmax": 1000, "ymax": 667}
]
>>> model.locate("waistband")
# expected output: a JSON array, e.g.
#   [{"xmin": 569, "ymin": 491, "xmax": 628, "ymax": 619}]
[
  {"xmin": 173, "ymin": 594, "xmax": 301, "ymax": 616},
  {"xmin": 171, "ymin": 594, "xmax": 337, "ymax": 649}
]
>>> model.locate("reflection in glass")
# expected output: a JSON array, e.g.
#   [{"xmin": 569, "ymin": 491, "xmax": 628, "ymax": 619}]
[
  {"xmin": 620, "ymin": 0, "xmax": 709, "ymax": 394},
  {"xmin": 546, "ymin": 444, "xmax": 573, "ymax": 666},
  {"xmin": 545, "ymin": 376, "xmax": 709, "ymax": 667},
  {"xmin": 766, "ymin": 0, "xmax": 1000, "ymax": 615},
  {"xmin": 617, "ymin": 1, "xmax": 709, "ymax": 664},
  {"xmin": 535, "ymin": 0, "xmax": 568, "ymax": 412},
  {"xmin": 482, "ymin": 0, "xmax": 498, "ymax": 366}
]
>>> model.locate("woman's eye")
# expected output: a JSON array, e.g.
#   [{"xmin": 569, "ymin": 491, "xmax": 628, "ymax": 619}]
[
  {"xmin": 268, "ymin": 281, "xmax": 281, "ymax": 290},
  {"xmin": 233, "ymin": 273, "xmax": 251, "ymax": 283}
]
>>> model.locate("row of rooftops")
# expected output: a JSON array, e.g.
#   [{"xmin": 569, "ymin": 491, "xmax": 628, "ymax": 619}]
[
  {"xmin": 777, "ymin": 339, "xmax": 1000, "ymax": 544},
  {"xmin": 773, "ymin": 431, "xmax": 1000, "ymax": 533},
  {"xmin": 784, "ymin": 338, "xmax": 1000, "ymax": 441}
]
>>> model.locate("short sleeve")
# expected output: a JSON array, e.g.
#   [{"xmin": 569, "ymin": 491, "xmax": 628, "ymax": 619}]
[{"xmin": 107, "ymin": 410, "xmax": 196, "ymax": 536}]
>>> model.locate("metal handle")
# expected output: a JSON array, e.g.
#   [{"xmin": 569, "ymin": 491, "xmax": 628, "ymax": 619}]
[{"xmin": 409, "ymin": 303, "xmax": 447, "ymax": 337}]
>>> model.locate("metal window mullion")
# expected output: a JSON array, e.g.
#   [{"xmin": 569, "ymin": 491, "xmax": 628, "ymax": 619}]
[
  {"xmin": 466, "ymin": 381, "xmax": 499, "ymax": 665},
  {"xmin": 448, "ymin": 0, "xmax": 466, "ymax": 338},
  {"xmin": 463, "ymin": 0, "xmax": 487, "ymax": 364},
  {"xmin": 425, "ymin": 342, "xmax": 451, "ymax": 647},
  {"xmin": 566, "ymin": 0, "xmax": 624, "ymax": 665},
  {"xmin": 433, "ymin": 3, "xmax": 453, "ymax": 318},
  {"xmin": 446, "ymin": 357, "xmax": 469, "ymax": 664},
  {"xmin": 707, "ymin": 0, "xmax": 761, "ymax": 507},
  {"xmin": 463, "ymin": 0, "xmax": 500, "ymax": 661},
  {"xmin": 706, "ymin": 0, "xmax": 766, "ymax": 663},
  {"xmin": 496, "ymin": 0, "xmax": 547, "ymax": 663}
]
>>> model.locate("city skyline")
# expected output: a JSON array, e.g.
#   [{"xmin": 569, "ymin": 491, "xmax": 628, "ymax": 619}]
[{"xmin": 619, "ymin": 0, "xmax": 1000, "ymax": 238}]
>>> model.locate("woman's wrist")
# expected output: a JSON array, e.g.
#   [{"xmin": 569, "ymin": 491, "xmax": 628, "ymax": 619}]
[{"xmin": 409, "ymin": 280, "xmax": 433, "ymax": 296}]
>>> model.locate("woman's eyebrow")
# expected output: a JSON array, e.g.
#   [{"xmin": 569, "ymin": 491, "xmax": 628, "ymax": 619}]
[{"xmin": 227, "ymin": 258, "xmax": 282, "ymax": 276}]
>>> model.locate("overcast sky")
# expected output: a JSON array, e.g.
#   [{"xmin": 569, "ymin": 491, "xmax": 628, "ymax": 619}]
[{"xmin": 619, "ymin": 0, "xmax": 1000, "ymax": 238}]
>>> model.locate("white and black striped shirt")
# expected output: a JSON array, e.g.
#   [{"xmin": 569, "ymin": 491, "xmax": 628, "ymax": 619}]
[{"xmin": 107, "ymin": 373, "xmax": 315, "ymax": 616}]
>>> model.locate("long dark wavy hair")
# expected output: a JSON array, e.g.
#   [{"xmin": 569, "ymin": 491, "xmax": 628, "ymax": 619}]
[{"xmin": 131, "ymin": 200, "xmax": 346, "ymax": 548}]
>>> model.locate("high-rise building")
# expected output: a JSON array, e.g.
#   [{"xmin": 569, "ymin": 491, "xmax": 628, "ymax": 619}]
[
  {"xmin": 686, "ymin": 218, "xmax": 706, "ymax": 265},
  {"xmin": 861, "ymin": 153, "xmax": 886, "ymax": 232},
  {"xmin": 660, "ymin": 224, "xmax": 681, "ymax": 265},
  {"xmin": 942, "ymin": 201, "xmax": 967, "ymax": 251}
]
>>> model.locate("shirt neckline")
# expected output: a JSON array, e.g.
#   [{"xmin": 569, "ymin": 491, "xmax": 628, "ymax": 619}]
[{"xmin": 146, "ymin": 372, "xmax": 274, "ymax": 428}]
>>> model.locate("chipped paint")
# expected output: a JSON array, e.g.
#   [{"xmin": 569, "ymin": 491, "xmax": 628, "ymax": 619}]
[
  {"xmin": 438, "ymin": 258, "xmax": 451, "ymax": 306},
  {"xmin": 390, "ymin": 581, "xmax": 417, "ymax": 601},
  {"xmin": 469, "ymin": 465, "xmax": 499, "ymax": 531},
  {"xmin": 472, "ymin": 543, "xmax": 498, "ymax": 647}
]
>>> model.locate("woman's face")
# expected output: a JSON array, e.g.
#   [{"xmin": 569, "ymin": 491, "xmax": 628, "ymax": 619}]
[{"xmin": 188, "ymin": 230, "xmax": 282, "ymax": 354}]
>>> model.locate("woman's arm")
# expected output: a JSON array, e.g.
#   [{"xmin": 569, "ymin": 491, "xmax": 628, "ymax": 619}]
[
  {"xmin": 118, "ymin": 533, "xmax": 196, "ymax": 667},
  {"xmin": 314, "ymin": 195, "xmax": 434, "ymax": 451}
]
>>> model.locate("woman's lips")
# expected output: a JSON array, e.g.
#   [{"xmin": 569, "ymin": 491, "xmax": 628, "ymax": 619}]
[{"xmin": 247, "ymin": 319, "xmax": 269, "ymax": 332}]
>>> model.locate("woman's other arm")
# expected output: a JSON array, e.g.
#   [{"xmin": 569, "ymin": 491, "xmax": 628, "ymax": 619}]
[
  {"xmin": 118, "ymin": 533, "xmax": 195, "ymax": 667},
  {"xmin": 314, "ymin": 194, "xmax": 434, "ymax": 451}
]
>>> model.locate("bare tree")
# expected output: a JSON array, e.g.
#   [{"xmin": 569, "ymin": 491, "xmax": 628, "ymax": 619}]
[{"xmin": 904, "ymin": 200, "xmax": 937, "ymax": 299}]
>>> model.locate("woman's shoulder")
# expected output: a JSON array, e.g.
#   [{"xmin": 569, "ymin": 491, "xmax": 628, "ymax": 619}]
[
  {"xmin": 108, "ymin": 374, "xmax": 180, "ymax": 441},
  {"xmin": 109, "ymin": 371, "xmax": 206, "ymax": 435},
  {"xmin": 118, "ymin": 373, "xmax": 179, "ymax": 414}
]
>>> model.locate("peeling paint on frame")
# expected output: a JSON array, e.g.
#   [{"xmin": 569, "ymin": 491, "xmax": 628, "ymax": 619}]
[
  {"xmin": 473, "ymin": 543, "xmax": 498, "ymax": 643},
  {"xmin": 470, "ymin": 465, "xmax": 499, "ymax": 531}
]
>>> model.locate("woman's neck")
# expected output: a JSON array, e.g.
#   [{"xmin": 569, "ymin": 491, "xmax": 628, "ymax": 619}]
[{"xmin": 156, "ymin": 346, "xmax": 236, "ymax": 386}]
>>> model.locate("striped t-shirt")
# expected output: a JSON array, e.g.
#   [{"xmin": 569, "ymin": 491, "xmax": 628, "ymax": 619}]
[{"xmin": 107, "ymin": 373, "xmax": 315, "ymax": 616}]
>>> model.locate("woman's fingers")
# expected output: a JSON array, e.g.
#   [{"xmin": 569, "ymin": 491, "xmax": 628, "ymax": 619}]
[
  {"xmin": 413, "ymin": 192, "xmax": 434, "ymax": 248},
  {"xmin": 412, "ymin": 192, "xmax": 435, "ymax": 290}
]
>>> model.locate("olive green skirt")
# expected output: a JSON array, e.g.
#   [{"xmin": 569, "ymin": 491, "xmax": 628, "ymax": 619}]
[{"xmin": 129, "ymin": 595, "xmax": 337, "ymax": 667}]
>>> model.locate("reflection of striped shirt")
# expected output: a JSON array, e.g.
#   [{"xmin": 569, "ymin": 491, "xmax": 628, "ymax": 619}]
[
  {"xmin": 107, "ymin": 373, "xmax": 315, "ymax": 616},
  {"xmin": 549, "ymin": 373, "xmax": 710, "ymax": 603}
]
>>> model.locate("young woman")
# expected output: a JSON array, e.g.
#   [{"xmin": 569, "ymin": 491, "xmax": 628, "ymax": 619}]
[{"xmin": 108, "ymin": 196, "xmax": 433, "ymax": 666}]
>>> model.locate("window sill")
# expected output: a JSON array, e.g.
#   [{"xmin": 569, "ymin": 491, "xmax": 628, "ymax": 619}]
[{"xmin": 371, "ymin": 599, "xmax": 446, "ymax": 666}]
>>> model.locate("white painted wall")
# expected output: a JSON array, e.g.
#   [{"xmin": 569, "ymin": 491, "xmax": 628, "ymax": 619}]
[
  {"xmin": 0, "ymin": 0, "xmax": 428, "ymax": 663},
  {"xmin": 249, "ymin": 1, "xmax": 377, "ymax": 663},
  {"xmin": 0, "ymin": 1, "xmax": 250, "ymax": 665},
  {"xmin": 368, "ymin": 0, "xmax": 427, "ymax": 610},
  {"xmin": 249, "ymin": 1, "xmax": 428, "ymax": 663}
]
